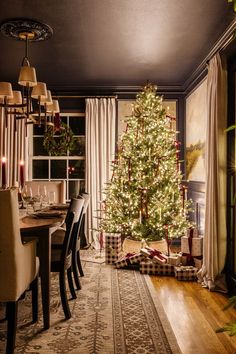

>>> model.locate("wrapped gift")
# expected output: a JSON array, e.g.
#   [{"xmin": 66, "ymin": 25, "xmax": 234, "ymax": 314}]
[
  {"xmin": 166, "ymin": 253, "xmax": 182, "ymax": 266},
  {"xmin": 174, "ymin": 266, "xmax": 198, "ymax": 281},
  {"xmin": 181, "ymin": 236, "xmax": 203, "ymax": 257},
  {"xmin": 194, "ymin": 256, "xmax": 203, "ymax": 269},
  {"xmin": 180, "ymin": 253, "xmax": 187, "ymax": 266},
  {"xmin": 140, "ymin": 246, "xmax": 168, "ymax": 265},
  {"xmin": 186, "ymin": 227, "xmax": 199, "ymax": 238},
  {"xmin": 140, "ymin": 260, "xmax": 174, "ymax": 276},
  {"xmin": 129, "ymin": 252, "xmax": 146, "ymax": 264},
  {"xmin": 105, "ymin": 233, "xmax": 122, "ymax": 264},
  {"xmin": 114, "ymin": 252, "xmax": 145, "ymax": 268}
]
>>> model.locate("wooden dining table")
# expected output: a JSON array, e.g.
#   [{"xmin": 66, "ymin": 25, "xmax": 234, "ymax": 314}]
[{"xmin": 20, "ymin": 214, "xmax": 64, "ymax": 329}]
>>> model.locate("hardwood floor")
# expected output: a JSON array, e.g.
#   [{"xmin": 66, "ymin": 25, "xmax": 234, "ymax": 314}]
[{"xmin": 150, "ymin": 276, "xmax": 236, "ymax": 354}]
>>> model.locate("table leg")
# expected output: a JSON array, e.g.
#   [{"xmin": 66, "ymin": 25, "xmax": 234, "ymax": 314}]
[{"xmin": 37, "ymin": 229, "xmax": 51, "ymax": 330}]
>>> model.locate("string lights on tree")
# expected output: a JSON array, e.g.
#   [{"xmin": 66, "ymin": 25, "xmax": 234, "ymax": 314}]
[{"xmin": 99, "ymin": 83, "xmax": 192, "ymax": 242}]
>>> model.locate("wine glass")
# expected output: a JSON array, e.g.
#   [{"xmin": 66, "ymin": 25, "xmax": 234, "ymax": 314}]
[
  {"xmin": 38, "ymin": 185, "xmax": 49, "ymax": 209},
  {"xmin": 21, "ymin": 185, "xmax": 33, "ymax": 213}
]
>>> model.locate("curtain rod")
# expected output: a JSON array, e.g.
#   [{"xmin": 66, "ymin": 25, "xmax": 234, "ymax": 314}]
[{"xmin": 52, "ymin": 95, "xmax": 118, "ymax": 99}]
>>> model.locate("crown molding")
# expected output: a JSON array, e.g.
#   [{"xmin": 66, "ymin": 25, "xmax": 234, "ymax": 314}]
[
  {"xmin": 50, "ymin": 84, "xmax": 184, "ymax": 98},
  {"xmin": 183, "ymin": 17, "xmax": 236, "ymax": 94}
]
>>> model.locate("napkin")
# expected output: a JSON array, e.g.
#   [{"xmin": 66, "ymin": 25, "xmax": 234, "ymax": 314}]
[
  {"xmin": 49, "ymin": 204, "xmax": 69, "ymax": 211},
  {"xmin": 32, "ymin": 210, "xmax": 63, "ymax": 218}
]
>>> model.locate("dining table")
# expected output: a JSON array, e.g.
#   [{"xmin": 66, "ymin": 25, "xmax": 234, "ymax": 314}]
[{"xmin": 19, "ymin": 211, "xmax": 65, "ymax": 330}]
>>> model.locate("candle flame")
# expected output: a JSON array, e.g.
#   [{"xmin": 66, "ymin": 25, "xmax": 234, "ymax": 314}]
[
  {"xmin": 20, "ymin": 160, "xmax": 24, "ymax": 166},
  {"xmin": 2, "ymin": 157, "xmax": 6, "ymax": 163}
]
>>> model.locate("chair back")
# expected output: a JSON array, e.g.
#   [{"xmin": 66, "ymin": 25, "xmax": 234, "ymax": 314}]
[
  {"xmin": 25, "ymin": 180, "xmax": 66, "ymax": 203},
  {"xmin": 61, "ymin": 198, "xmax": 84, "ymax": 265},
  {"xmin": 81, "ymin": 193, "xmax": 90, "ymax": 214},
  {"xmin": 0, "ymin": 189, "xmax": 37, "ymax": 301}
]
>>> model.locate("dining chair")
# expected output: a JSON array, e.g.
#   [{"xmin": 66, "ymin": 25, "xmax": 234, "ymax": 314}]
[
  {"xmin": 74, "ymin": 193, "xmax": 90, "ymax": 284},
  {"xmin": 51, "ymin": 198, "xmax": 84, "ymax": 319},
  {"xmin": 79, "ymin": 193, "xmax": 90, "ymax": 249},
  {"xmin": 25, "ymin": 180, "xmax": 66, "ymax": 204},
  {"xmin": 0, "ymin": 189, "xmax": 39, "ymax": 354}
]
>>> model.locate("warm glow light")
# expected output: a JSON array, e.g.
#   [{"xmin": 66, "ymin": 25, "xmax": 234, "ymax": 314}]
[
  {"xmin": 2, "ymin": 157, "xmax": 6, "ymax": 163},
  {"xmin": 20, "ymin": 160, "xmax": 24, "ymax": 166}
]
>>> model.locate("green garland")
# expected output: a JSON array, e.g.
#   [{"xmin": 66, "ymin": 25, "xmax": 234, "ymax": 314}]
[{"xmin": 43, "ymin": 122, "xmax": 75, "ymax": 156}]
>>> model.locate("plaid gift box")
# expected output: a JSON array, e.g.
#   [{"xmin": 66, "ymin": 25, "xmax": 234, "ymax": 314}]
[
  {"xmin": 167, "ymin": 253, "xmax": 182, "ymax": 266},
  {"xmin": 105, "ymin": 233, "xmax": 122, "ymax": 264},
  {"xmin": 129, "ymin": 252, "xmax": 146, "ymax": 264},
  {"xmin": 181, "ymin": 236, "xmax": 203, "ymax": 257},
  {"xmin": 140, "ymin": 246, "xmax": 168, "ymax": 265},
  {"xmin": 194, "ymin": 256, "xmax": 203, "ymax": 269},
  {"xmin": 115, "ymin": 256, "xmax": 131, "ymax": 268},
  {"xmin": 140, "ymin": 260, "xmax": 175, "ymax": 276},
  {"xmin": 174, "ymin": 266, "xmax": 198, "ymax": 281},
  {"xmin": 114, "ymin": 252, "xmax": 145, "ymax": 268}
]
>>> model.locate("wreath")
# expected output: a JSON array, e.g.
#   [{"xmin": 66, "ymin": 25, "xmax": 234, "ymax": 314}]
[{"xmin": 43, "ymin": 122, "xmax": 75, "ymax": 156}]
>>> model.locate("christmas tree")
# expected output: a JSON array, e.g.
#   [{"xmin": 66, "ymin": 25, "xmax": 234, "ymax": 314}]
[{"xmin": 100, "ymin": 84, "xmax": 191, "ymax": 242}]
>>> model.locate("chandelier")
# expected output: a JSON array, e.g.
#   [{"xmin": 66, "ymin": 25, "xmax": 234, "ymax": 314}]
[{"xmin": 0, "ymin": 19, "xmax": 60, "ymax": 129}]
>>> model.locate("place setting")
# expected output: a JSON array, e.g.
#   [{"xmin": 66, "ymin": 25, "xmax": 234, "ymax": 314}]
[{"xmin": 18, "ymin": 185, "xmax": 67, "ymax": 219}]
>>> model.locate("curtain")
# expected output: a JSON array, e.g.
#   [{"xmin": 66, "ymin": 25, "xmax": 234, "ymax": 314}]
[
  {"xmin": 85, "ymin": 98, "xmax": 116, "ymax": 246},
  {"xmin": 198, "ymin": 53, "xmax": 227, "ymax": 292},
  {"xmin": 0, "ymin": 109, "xmax": 27, "ymax": 188}
]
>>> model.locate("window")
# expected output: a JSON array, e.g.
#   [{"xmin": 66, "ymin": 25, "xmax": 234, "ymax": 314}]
[{"xmin": 29, "ymin": 113, "xmax": 86, "ymax": 200}]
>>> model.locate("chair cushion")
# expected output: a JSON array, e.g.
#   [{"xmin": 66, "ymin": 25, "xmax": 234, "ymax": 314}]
[{"xmin": 51, "ymin": 228, "xmax": 66, "ymax": 245}]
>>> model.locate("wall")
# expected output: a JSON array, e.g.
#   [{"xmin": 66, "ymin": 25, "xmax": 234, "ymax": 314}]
[{"xmin": 185, "ymin": 79, "xmax": 207, "ymax": 234}]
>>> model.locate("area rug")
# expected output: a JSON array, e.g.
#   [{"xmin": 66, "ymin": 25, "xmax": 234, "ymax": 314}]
[
  {"xmin": 80, "ymin": 248, "xmax": 105, "ymax": 264},
  {"xmin": 0, "ymin": 262, "xmax": 181, "ymax": 354}
]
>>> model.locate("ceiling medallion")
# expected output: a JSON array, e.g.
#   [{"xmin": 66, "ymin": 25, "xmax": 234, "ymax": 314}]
[{"xmin": 0, "ymin": 18, "xmax": 53, "ymax": 42}]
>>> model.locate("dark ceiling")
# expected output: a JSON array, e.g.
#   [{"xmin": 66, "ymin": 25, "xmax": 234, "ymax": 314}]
[{"xmin": 0, "ymin": 0, "xmax": 235, "ymax": 93}]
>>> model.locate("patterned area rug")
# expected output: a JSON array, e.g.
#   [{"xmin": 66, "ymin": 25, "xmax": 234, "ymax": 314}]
[
  {"xmin": 80, "ymin": 248, "xmax": 105, "ymax": 264},
  {"xmin": 0, "ymin": 262, "xmax": 180, "ymax": 354}
]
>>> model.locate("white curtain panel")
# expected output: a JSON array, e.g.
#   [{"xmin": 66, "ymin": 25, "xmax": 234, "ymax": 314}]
[
  {"xmin": 0, "ymin": 108, "xmax": 27, "ymax": 188},
  {"xmin": 198, "ymin": 53, "xmax": 227, "ymax": 292},
  {"xmin": 85, "ymin": 98, "xmax": 116, "ymax": 246}
]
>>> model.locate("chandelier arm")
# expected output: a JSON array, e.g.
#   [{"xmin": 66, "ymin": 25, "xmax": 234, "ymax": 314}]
[{"xmin": 0, "ymin": 103, "xmax": 26, "ymax": 108}]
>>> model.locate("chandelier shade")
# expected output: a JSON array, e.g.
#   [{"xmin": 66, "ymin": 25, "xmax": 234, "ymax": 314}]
[
  {"xmin": 31, "ymin": 82, "xmax": 47, "ymax": 100},
  {"xmin": 47, "ymin": 99, "xmax": 60, "ymax": 113},
  {"xmin": 0, "ymin": 82, "xmax": 13, "ymax": 99},
  {"xmin": 18, "ymin": 66, "xmax": 37, "ymax": 87},
  {"xmin": 40, "ymin": 90, "xmax": 53, "ymax": 106},
  {"xmin": 8, "ymin": 91, "xmax": 22, "ymax": 105}
]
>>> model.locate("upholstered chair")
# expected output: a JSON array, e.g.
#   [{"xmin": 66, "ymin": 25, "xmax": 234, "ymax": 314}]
[
  {"xmin": 0, "ymin": 189, "xmax": 39, "ymax": 354},
  {"xmin": 25, "ymin": 180, "xmax": 66, "ymax": 204}
]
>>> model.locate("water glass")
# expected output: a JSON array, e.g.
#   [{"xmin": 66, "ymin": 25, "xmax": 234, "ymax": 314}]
[{"xmin": 49, "ymin": 191, "xmax": 56, "ymax": 205}]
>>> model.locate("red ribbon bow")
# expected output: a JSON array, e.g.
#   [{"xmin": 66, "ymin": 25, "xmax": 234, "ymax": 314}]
[
  {"xmin": 125, "ymin": 252, "xmax": 136, "ymax": 258},
  {"xmin": 148, "ymin": 249, "xmax": 166, "ymax": 261}
]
